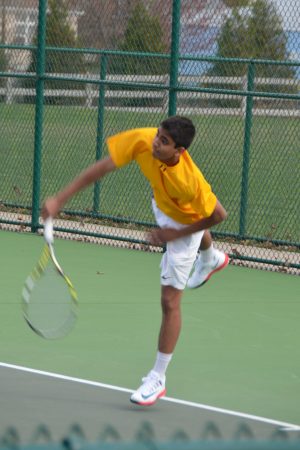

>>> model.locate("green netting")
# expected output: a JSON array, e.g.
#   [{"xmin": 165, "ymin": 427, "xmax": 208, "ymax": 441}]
[{"xmin": 0, "ymin": 0, "xmax": 299, "ymax": 274}]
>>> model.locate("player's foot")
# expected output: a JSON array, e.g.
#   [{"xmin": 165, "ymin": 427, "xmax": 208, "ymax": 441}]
[
  {"xmin": 187, "ymin": 249, "xmax": 229, "ymax": 289},
  {"xmin": 130, "ymin": 370, "xmax": 166, "ymax": 406}
]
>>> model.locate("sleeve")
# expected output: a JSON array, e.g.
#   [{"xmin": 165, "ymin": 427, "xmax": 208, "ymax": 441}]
[{"xmin": 106, "ymin": 128, "xmax": 156, "ymax": 168}]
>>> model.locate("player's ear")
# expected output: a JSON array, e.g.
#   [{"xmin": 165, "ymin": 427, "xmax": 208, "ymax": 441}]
[{"xmin": 177, "ymin": 146, "xmax": 186, "ymax": 154}]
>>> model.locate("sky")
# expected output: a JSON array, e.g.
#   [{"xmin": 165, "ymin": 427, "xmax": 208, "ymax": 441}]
[{"xmin": 271, "ymin": 0, "xmax": 300, "ymax": 31}]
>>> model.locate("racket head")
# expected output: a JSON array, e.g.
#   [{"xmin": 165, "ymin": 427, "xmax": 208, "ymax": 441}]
[{"xmin": 22, "ymin": 244, "xmax": 78, "ymax": 339}]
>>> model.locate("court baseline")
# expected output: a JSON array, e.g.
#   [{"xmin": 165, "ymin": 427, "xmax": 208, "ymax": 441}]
[{"xmin": 1, "ymin": 362, "xmax": 299, "ymax": 432}]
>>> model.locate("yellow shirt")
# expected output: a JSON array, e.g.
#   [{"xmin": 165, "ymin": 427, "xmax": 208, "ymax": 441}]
[{"xmin": 107, "ymin": 128, "xmax": 217, "ymax": 224}]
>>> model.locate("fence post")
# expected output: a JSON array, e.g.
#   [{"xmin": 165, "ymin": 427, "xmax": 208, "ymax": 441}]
[
  {"xmin": 93, "ymin": 53, "xmax": 107, "ymax": 215},
  {"xmin": 239, "ymin": 61, "xmax": 255, "ymax": 238},
  {"xmin": 31, "ymin": 0, "xmax": 47, "ymax": 232},
  {"xmin": 168, "ymin": 0, "xmax": 181, "ymax": 116}
]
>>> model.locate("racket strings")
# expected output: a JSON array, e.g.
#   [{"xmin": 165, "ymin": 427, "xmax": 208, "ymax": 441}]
[{"xmin": 22, "ymin": 246, "xmax": 78, "ymax": 339}]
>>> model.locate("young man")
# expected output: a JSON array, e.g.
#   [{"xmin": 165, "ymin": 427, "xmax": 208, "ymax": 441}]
[{"xmin": 42, "ymin": 116, "xmax": 229, "ymax": 406}]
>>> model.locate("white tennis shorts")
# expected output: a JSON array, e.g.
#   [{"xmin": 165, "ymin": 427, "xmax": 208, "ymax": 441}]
[{"xmin": 152, "ymin": 199, "xmax": 204, "ymax": 290}]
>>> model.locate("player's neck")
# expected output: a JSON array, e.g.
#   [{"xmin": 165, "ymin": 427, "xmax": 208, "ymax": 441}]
[{"xmin": 163, "ymin": 155, "xmax": 181, "ymax": 167}]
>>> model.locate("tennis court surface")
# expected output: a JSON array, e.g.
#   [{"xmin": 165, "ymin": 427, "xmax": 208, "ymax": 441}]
[{"xmin": 0, "ymin": 229, "xmax": 299, "ymax": 443}]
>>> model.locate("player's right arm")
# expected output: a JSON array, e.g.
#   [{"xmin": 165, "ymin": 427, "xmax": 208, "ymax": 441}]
[
  {"xmin": 42, "ymin": 156, "xmax": 116, "ymax": 219},
  {"xmin": 42, "ymin": 128, "xmax": 150, "ymax": 220}
]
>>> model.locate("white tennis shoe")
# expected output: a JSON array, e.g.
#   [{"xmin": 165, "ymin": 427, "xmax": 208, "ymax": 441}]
[
  {"xmin": 130, "ymin": 370, "xmax": 166, "ymax": 406},
  {"xmin": 187, "ymin": 249, "xmax": 229, "ymax": 289}
]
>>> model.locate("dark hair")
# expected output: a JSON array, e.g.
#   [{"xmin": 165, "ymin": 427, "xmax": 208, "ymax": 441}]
[{"xmin": 160, "ymin": 116, "xmax": 196, "ymax": 149}]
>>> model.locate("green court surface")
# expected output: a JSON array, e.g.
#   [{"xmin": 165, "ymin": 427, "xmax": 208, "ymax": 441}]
[{"xmin": 0, "ymin": 229, "xmax": 300, "ymax": 442}]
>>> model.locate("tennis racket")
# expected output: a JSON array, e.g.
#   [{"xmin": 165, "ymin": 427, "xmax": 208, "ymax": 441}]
[{"xmin": 22, "ymin": 218, "xmax": 78, "ymax": 339}]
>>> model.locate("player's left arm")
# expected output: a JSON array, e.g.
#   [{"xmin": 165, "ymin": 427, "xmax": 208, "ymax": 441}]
[{"xmin": 149, "ymin": 200, "xmax": 227, "ymax": 245}]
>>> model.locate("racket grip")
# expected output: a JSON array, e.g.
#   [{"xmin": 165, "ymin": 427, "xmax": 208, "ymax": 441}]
[{"xmin": 44, "ymin": 217, "xmax": 54, "ymax": 244}]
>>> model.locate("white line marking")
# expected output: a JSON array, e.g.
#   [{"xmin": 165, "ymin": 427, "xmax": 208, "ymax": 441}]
[
  {"xmin": 1, "ymin": 362, "xmax": 299, "ymax": 431},
  {"xmin": 161, "ymin": 396, "xmax": 300, "ymax": 431},
  {"xmin": 281, "ymin": 428, "xmax": 300, "ymax": 432},
  {"xmin": 0, "ymin": 362, "xmax": 133, "ymax": 393}
]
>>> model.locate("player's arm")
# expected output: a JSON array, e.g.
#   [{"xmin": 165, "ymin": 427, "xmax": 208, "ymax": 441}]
[
  {"xmin": 149, "ymin": 200, "xmax": 227, "ymax": 245},
  {"xmin": 42, "ymin": 156, "xmax": 117, "ymax": 219}
]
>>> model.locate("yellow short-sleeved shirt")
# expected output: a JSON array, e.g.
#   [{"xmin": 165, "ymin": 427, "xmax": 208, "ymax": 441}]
[{"xmin": 107, "ymin": 128, "xmax": 217, "ymax": 224}]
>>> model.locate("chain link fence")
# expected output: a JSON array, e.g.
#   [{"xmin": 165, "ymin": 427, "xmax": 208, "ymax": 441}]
[
  {"xmin": 0, "ymin": 0, "xmax": 299, "ymax": 274},
  {"xmin": 1, "ymin": 421, "xmax": 300, "ymax": 450}
]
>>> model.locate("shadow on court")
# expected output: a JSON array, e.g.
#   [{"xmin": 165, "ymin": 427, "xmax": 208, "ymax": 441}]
[{"xmin": 0, "ymin": 365, "xmax": 296, "ymax": 444}]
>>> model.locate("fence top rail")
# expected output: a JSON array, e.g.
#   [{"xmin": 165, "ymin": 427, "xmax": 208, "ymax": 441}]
[
  {"xmin": 1, "ymin": 72, "xmax": 299, "ymax": 88},
  {"xmin": 0, "ymin": 44, "xmax": 299, "ymax": 67},
  {"xmin": 0, "ymin": 87, "xmax": 247, "ymax": 100},
  {"xmin": 1, "ymin": 74, "xmax": 299, "ymax": 100}
]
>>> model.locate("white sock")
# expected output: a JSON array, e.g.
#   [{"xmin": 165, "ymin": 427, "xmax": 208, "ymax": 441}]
[
  {"xmin": 200, "ymin": 244, "xmax": 214, "ymax": 263},
  {"xmin": 152, "ymin": 351, "xmax": 173, "ymax": 378}
]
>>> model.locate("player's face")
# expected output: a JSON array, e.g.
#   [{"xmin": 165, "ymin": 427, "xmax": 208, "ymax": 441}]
[{"xmin": 152, "ymin": 127, "xmax": 183, "ymax": 165}]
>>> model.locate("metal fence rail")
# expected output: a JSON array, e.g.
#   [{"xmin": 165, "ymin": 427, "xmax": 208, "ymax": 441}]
[{"xmin": 0, "ymin": 73, "xmax": 299, "ymax": 117}]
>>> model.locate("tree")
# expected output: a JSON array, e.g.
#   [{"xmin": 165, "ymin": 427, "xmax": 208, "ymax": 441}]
[
  {"xmin": 223, "ymin": 0, "xmax": 250, "ymax": 6},
  {"xmin": 205, "ymin": 0, "xmax": 296, "ymax": 105},
  {"xmin": 44, "ymin": 0, "xmax": 85, "ymax": 76},
  {"xmin": 77, "ymin": 0, "xmax": 131, "ymax": 50},
  {"xmin": 209, "ymin": 0, "xmax": 295, "ymax": 79},
  {"xmin": 109, "ymin": 1, "xmax": 167, "ymax": 75},
  {"xmin": 24, "ymin": 0, "xmax": 86, "ymax": 104}
]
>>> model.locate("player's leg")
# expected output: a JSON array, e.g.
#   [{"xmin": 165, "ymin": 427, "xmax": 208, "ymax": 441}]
[
  {"xmin": 130, "ymin": 285, "xmax": 182, "ymax": 406},
  {"xmin": 158, "ymin": 285, "xmax": 183, "ymax": 353},
  {"xmin": 187, "ymin": 230, "xmax": 229, "ymax": 289},
  {"xmin": 130, "ymin": 245, "xmax": 186, "ymax": 406},
  {"xmin": 200, "ymin": 228, "xmax": 213, "ymax": 250},
  {"xmin": 130, "ymin": 199, "xmax": 203, "ymax": 406}
]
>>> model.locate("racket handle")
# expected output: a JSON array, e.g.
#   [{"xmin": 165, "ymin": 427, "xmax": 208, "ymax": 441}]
[{"xmin": 44, "ymin": 217, "xmax": 54, "ymax": 244}]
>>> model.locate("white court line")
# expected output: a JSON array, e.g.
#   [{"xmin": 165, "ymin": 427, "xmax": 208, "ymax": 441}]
[{"xmin": 1, "ymin": 362, "xmax": 299, "ymax": 432}]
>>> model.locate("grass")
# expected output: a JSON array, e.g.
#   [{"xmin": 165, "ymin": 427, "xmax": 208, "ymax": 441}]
[{"xmin": 0, "ymin": 103, "xmax": 299, "ymax": 244}]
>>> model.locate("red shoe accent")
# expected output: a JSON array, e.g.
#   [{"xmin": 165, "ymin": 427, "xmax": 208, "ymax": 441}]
[{"xmin": 202, "ymin": 253, "xmax": 229, "ymax": 285}]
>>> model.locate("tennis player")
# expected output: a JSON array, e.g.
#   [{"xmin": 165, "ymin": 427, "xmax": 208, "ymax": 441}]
[{"xmin": 42, "ymin": 116, "xmax": 229, "ymax": 406}]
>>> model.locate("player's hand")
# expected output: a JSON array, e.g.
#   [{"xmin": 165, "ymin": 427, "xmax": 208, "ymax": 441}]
[
  {"xmin": 42, "ymin": 197, "xmax": 61, "ymax": 220},
  {"xmin": 149, "ymin": 227, "xmax": 182, "ymax": 245}
]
